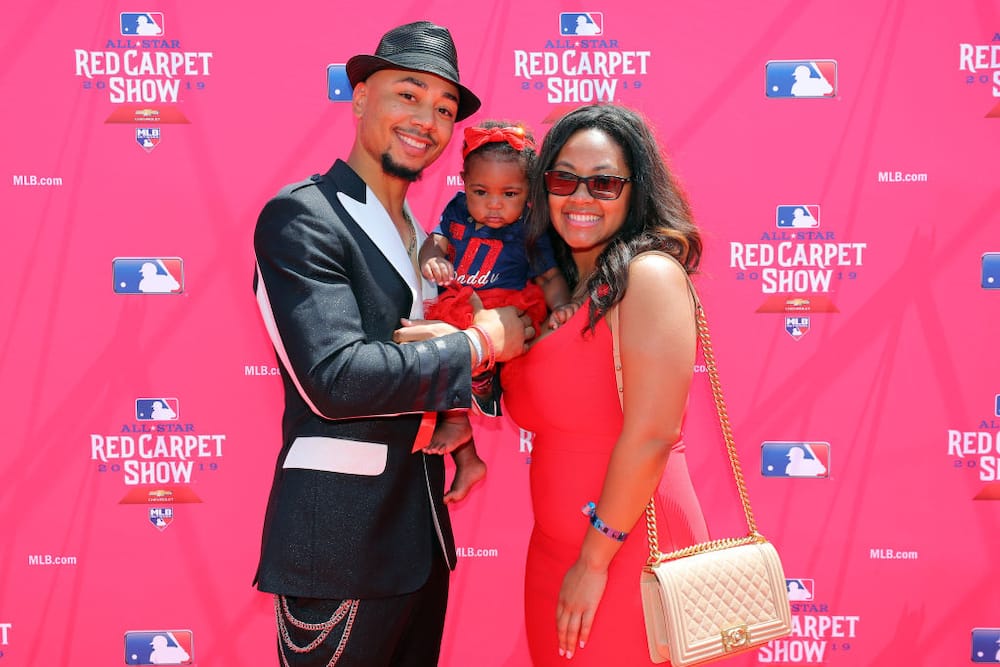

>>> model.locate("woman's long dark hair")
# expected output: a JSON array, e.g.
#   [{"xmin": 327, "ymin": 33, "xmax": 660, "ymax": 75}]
[{"xmin": 526, "ymin": 104, "xmax": 702, "ymax": 331}]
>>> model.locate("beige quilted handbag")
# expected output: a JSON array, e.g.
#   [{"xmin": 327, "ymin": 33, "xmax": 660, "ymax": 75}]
[{"xmin": 609, "ymin": 286, "xmax": 792, "ymax": 666}]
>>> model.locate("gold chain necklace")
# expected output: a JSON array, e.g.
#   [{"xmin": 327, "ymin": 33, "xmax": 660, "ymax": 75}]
[{"xmin": 402, "ymin": 210, "xmax": 417, "ymax": 256}]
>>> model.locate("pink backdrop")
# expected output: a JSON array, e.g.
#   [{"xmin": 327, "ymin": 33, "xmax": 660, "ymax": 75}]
[{"xmin": 2, "ymin": 1, "xmax": 999, "ymax": 665}]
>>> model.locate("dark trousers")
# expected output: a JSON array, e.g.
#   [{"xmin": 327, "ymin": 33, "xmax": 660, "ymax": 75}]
[{"xmin": 275, "ymin": 555, "xmax": 450, "ymax": 666}]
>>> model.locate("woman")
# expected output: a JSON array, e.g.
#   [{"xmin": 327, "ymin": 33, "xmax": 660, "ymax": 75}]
[{"xmin": 500, "ymin": 103, "xmax": 710, "ymax": 665}]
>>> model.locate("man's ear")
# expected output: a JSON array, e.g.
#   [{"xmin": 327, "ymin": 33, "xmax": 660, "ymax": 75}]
[{"xmin": 351, "ymin": 82, "xmax": 367, "ymax": 117}]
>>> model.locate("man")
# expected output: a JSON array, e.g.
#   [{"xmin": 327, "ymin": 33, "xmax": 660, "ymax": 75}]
[{"xmin": 252, "ymin": 21, "xmax": 531, "ymax": 666}]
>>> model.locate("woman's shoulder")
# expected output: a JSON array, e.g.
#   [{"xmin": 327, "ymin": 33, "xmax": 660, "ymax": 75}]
[
  {"xmin": 628, "ymin": 250, "xmax": 688, "ymax": 282},
  {"xmin": 623, "ymin": 251, "xmax": 694, "ymax": 309}
]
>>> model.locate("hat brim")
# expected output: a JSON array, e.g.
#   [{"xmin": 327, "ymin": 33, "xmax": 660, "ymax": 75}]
[{"xmin": 346, "ymin": 54, "xmax": 481, "ymax": 122}]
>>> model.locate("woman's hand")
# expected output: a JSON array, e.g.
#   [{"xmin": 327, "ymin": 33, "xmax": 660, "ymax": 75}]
[
  {"xmin": 555, "ymin": 559, "xmax": 608, "ymax": 659},
  {"xmin": 546, "ymin": 302, "xmax": 581, "ymax": 330}
]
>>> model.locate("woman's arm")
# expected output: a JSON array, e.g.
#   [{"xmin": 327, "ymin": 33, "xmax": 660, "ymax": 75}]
[{"xmin": 556, "ymin": 253, "xmax": 697, "ymax": 657}]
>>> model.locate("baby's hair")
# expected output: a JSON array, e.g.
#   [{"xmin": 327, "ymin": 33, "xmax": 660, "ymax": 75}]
[{"xmin": 461, "ymin": 120, "xmax": 537, "ymax": 177}]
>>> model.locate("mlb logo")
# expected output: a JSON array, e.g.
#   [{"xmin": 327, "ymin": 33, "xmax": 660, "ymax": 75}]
[
  {"xmin": 328, "ymin": 64, "xmax": 352, "ymax": 101},
  {"xmin": 766, "ymin": 60, "xmax": 837, "ymax": 98},
  {"xmin": 776, "ymin": 205, "xmax": 820, "ymax": 228},
  {"xmin": 785, "ymin": 578, "xmax": 815, "ymax": 601},
  {"xmin": 120, "ymin": 12, "xmax": 164, "ymax": 36},
  {"xmin": 559, "ymin": 12, "xmax": 603, "ymax": 36},
  {"xmin": 149, "ymin": 507, "xmax": 174, "ymax": 531},
  {"xmin": 761, "ymin": 441, "xmax": 830, "ymax": 478},
  {"xmin": 113, "ymin": 258, "xmax": 184, "ymax": 294},
  {"xmin": 136, "ymin": 127, "xmax": 161, "ymax": 153},
  {"xmin": 982, "ymin": 252, "xmax": 1000, "ymax": 289},
  {"xmin": 124, "ymin": 630, "xmax": 193, "ymax": 664},
  {"xmin": 971, "ymin": 628, "xmax": 1000, "ymax": 663},
  {"xmin": 135, "ymin": 398, "xmax": 179, "ymax": 421},
  {"xmin": 785, "ymin": 316, "xmax": 810, "ymax": 340}
]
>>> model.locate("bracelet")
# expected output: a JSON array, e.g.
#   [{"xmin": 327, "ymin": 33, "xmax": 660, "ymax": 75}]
[
  {"xmin": 462, "ymin": 328, "xmax": 483, "ymax": 368},
  {"xmin": 581, "ymin": 502, "xmax": 628, "ymax": 542},
  {"xmin": 467, "ymin": 324, "xmax": 496, "ymax": 373}
]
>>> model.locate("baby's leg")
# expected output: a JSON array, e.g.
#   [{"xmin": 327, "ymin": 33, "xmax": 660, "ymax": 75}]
[
  {"xmin": 424, "ymin": 410, "xmax": 473, "ymax": 454},
  {"xmin": 446, "ymin": 436, "xmax": 487, "ymax": 504}
]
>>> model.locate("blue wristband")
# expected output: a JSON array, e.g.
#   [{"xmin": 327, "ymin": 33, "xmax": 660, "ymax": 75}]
[{"xmin": 581, "ymin": 501, "xmax": 628, "ymax": 542}]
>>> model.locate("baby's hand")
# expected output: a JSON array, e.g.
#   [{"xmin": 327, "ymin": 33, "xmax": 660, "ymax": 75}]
[
  {"xmin": 422, "ymin": 257, "xmax": 457, "ymax": 285},
  {"xmin": 546, "ymin": 302, "xmax": 580, "ymax": 330}
]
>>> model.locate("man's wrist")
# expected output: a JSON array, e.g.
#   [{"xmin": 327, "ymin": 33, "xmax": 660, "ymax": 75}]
[
  {"xmin": 466, "ymin": 324, "xmax": 496, "ymax": 374},
  {"xmin": 462, "ymin": 328, "xmax": 483, "ymax": 369}
]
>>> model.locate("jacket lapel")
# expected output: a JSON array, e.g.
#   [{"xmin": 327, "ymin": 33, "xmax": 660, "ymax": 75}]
[
  {"xmin": 337, "ymin": 192, "xmax": 433, "ymax": 319},
  {"xmin": 324, "ymin": 161, "xmax": 438, "ymax": 319}
]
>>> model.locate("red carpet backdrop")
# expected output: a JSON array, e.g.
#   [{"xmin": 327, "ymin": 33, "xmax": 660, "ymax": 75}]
[{"xmin": 2, "ymin": 1, "xmax": 999, "ymax": 665}]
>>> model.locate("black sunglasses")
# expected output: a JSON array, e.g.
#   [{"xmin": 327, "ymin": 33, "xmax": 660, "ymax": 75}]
[{"xmin": 543, "ymin": 170, "xmax": 632, "ymax": 200}]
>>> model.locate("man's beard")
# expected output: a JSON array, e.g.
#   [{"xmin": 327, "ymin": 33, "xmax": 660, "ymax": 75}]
[{"xmin": 381, "ymin": 153, "xmax": 423, "ymax": 182}]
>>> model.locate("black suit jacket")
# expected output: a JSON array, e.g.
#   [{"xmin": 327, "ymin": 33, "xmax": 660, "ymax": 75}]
[{"xmin": 252, "ymin": 160, "xmax": 472, "ymax": 600}]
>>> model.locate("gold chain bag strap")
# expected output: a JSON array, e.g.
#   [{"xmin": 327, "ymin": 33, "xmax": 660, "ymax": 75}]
[{"xmin": 608, "ymin": 271, "xmax": 791, "ymax": 666}]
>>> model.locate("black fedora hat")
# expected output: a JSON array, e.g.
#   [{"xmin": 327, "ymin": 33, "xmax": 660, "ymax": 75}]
[{"xmin": 346, "ymin": 21, "xmax": 481, "ymax": 122}]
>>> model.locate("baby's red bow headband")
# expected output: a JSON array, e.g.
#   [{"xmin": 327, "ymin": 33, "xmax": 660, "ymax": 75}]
[{"xmin": 462, "ymin": 126, "xmax": 535, "ymax": 159}]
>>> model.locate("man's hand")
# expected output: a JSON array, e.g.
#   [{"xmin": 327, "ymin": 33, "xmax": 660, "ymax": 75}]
[
  {"xmin": 393, "ymin": 290, "xmax": 536, "ymax": 363},
  {"xmin": 471, "ymin": 303, "xmax": 534, "ymax": 362}
]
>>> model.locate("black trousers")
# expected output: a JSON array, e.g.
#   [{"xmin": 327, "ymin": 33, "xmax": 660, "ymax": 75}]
[{"xmin": 275, "ymin": 555, "xmax": 450, "ymax": 667}]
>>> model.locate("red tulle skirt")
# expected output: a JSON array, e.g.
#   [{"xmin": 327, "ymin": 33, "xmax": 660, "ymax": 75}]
[{"xmin": 425, "ymin": 283, "xmax": 549, "ymax": 331}]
